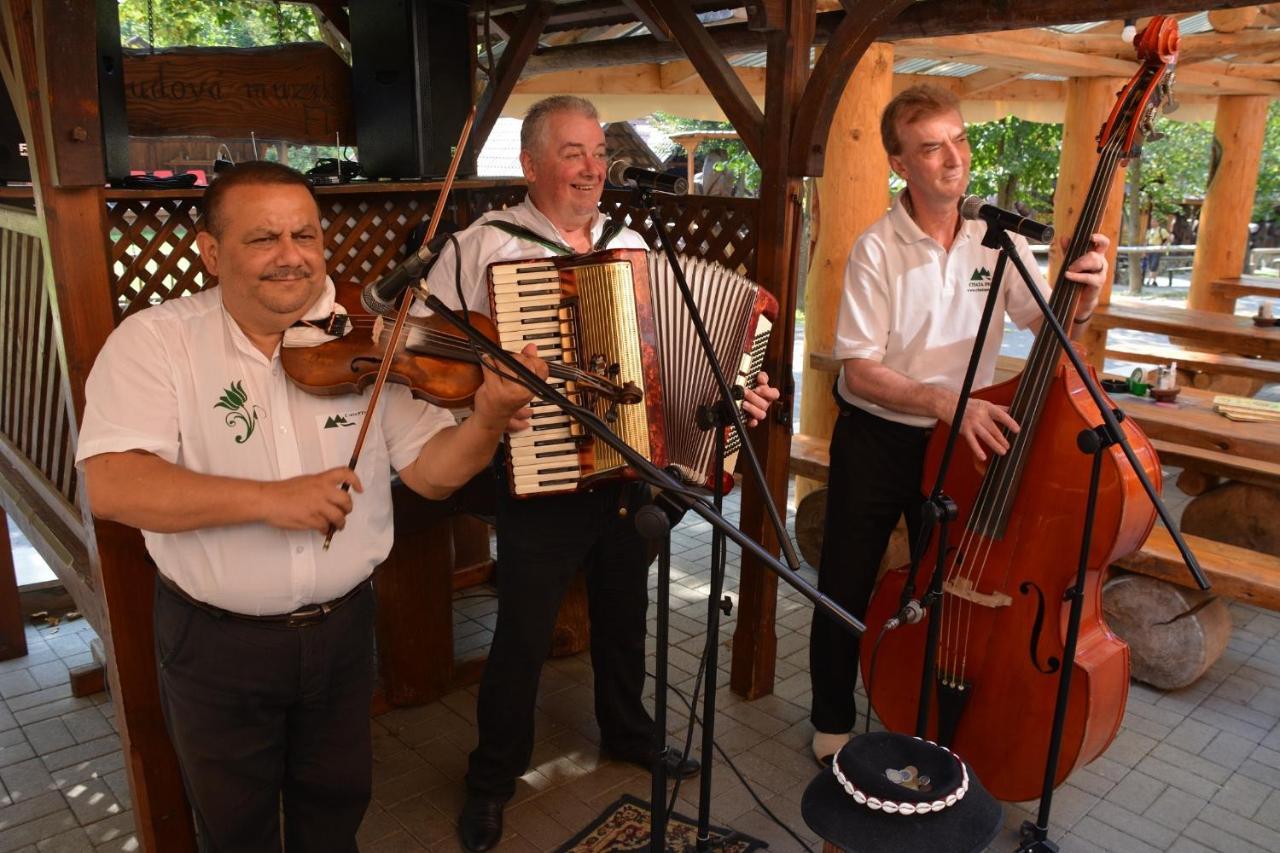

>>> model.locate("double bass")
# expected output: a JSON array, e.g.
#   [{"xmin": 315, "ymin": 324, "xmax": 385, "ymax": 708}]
[{"xmin": 859, "ymin": 18, "xmax": 1180, "ymax": 802}]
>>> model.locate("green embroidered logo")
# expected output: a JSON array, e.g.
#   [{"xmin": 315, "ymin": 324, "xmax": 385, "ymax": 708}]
[
  {"xmin": 324, "ymin": 414, "xmax": 355, "ymax": 429},
  {"xmin": 968, "ymin": 266, "xmax": 993, "ymax": 291},
  {"xmin": 213, "ymin": 380, "xmax": 263, "ymax": 444}
]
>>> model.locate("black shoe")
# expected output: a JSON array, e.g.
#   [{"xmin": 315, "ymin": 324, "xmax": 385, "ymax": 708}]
[
  {"xmin": 458, "ymin": 795, "xmax": 505, "ymax": 852},
  {"xmin": 604, "ymin": 743, "xmax": 701, "ymax": 779}
]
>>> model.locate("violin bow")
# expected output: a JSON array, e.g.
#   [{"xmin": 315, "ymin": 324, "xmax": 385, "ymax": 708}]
[{"xmin": 324, "ymin": 107, "xmax": 476, "ymax": 550}]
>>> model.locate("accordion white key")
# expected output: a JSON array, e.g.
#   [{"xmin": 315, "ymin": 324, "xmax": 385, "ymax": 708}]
[{"xmin": 488, "ymin": 248, "xmax": 778, "ymax": 497}]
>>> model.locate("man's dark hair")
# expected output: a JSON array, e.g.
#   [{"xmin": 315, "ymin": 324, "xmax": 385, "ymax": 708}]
[{"xmin": 199, "ymin": 161, "xmax": 317, "ymax": 237}]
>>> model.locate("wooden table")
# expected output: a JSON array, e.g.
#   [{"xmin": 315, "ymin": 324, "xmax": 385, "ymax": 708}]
[
  {"xmin": 1089, "ymin": 302, "xmax": 1280, "ymax": 360},
  {"xmin": 1210, "ymin": 276, "xmax": 1280, "ymax": 311}
]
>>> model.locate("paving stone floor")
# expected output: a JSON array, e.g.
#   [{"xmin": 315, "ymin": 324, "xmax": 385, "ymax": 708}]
[{"xmin": 3, "ymin": 480, "xmax": 1279, "ymax": 851}]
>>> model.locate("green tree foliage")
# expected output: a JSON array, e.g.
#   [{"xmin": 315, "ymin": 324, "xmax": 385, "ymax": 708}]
[
  {"xmin": 118, "ymin": 0, "xmax": 319, "ymax": 49},
  {"xmin": 1256, "ymin": 101, "xmax": 1280, "ymax": 222},
  {"xmin": 965, "ymin": 116, "xmax": 1062, "ymax": 216},
  {"xmin": 649, "ymin": 113, "xmax": 760, "ymax": 196},
  {"xmin": 1133, "ymin": 116, "xmax": 1214, "ymax": 220}
]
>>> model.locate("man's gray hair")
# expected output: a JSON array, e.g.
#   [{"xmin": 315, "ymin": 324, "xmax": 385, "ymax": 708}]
[{"xmin": 521, "ymin": 96, "xmax": 600, "ymax": 154}]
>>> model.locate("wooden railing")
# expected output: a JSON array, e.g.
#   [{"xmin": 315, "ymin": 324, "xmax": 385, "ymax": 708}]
[
  {"xmin": 104, "ymin": 181, "xmax": 759, "ymax": 317},
  {"xmin": 0, "ymin": 204, "xmax": 93, "ymax": 618}
]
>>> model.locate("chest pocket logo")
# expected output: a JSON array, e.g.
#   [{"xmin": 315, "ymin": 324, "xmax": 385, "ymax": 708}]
[
  {"xmin": 967, "ymin": 266, "xmax": 993, "ymax": 292},
  {"xmin": 214, "ymin": 380, "xmax": 264, "ymax": 444},
  {"xmin": 316, "ymin": 409, "xmax": 368, "ymax": 470}
]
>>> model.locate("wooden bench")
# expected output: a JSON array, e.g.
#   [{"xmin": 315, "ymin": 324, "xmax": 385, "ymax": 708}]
[
  {"xmin": 1113, "ymin": 526, "xmax": 1280, "ymax": 611},
  {"xmin": 1211, "ymin": 276, "xmax": 1280, "ymax": 312},
  {"xmin": 1088, "ymin": 302, "xmax": 1280, "ymax": 361},
  {"xmin": 1103, "ymin": 342, "xmax": 1280, "ymax": 386}
]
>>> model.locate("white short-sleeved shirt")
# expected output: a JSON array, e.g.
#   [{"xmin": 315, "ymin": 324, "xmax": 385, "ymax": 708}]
[
  {"xmin": 75, "ymin": 281, "xmax": 454, "ymax": 615},
  {"xmin": 424, "ymin": 199, "xmax": 649, "ymax": 315},
  {"xmin": 835, "ymin": 192, "xmax": 1050, "ymax": 427}
]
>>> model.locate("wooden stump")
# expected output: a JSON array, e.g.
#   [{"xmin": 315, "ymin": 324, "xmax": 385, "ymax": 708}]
[
  {"xmin": 1103, "ymin": 573, "xmax": 1231, "ymax": 690},
  {"xmin": 1181, "ymin": 482, "xmax": 1280, "ymax": 557},
  {"xmin": 1188, "ymin": 371, "xmax": 1264, "ymax": 397},
  {"xmin": 1176, "ymin": 469, "xmax": 1222, "ymax": 497},
  {"xmin": 795, "ymin": 487, "xmax": 909, "ymax": 577}
]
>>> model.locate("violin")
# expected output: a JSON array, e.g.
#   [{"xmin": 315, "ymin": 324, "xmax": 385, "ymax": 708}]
[
  {"xmin": 280, "ymin": 280, "xmax": 643, "ymax": 410},
  {"xmin": 858, "ymin": 18, "xmax": 1180, "ymax": 802}
]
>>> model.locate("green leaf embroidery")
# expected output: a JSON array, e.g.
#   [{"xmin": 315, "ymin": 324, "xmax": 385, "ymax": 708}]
[{"xmin": 214, "ymin": 380, "xmax": 262, "ymax": 444}]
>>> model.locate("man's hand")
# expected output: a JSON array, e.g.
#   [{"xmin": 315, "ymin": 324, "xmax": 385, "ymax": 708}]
[
  {"xmin": 1063, "ymin": 232, "xmax": 1110, "ymax": 318},
  {"xmin": 260, "ymin": 467, "xmax": 363, "ymax": 533},
  {"xmin": 474, "ymin": 343, "xmax": 546, "ymax": 433},
  {"xmin": 742, "ymin": 372, "xmax": 781, "ymax": 427},
  {"xmin": 943, "ymin": 395, "xmax": 1020, "ymax": 462}
]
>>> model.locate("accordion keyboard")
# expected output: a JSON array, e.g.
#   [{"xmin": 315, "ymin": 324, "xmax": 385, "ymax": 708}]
[{"xmin": 490, "ymin": 260, "xmax": 587, "ymax": 495}]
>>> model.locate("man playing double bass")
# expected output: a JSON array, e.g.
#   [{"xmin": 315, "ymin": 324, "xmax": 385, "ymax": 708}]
[{"xmin": 809, "ymin": 84, "xmax": 1112, "ymax": 765}]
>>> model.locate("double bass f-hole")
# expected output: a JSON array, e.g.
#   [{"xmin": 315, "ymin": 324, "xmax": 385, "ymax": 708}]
[{"xmin": 1018, "ymin": 580, "xmax": 1062, "ymax": 675}]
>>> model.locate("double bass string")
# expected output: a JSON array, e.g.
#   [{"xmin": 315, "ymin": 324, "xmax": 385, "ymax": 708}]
[{"xmin": 937, "ymin": 138, "xmax": 1125, "ymax": 687}]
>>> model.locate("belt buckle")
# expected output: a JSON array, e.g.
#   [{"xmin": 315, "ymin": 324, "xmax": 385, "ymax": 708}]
[{"xmin": 285, "ymin": 603, "xmax": 327, "ymax": 628}]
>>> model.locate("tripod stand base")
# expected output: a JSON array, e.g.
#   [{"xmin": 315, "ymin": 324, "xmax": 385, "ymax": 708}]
[{"xmin": 1017, "ymin": 819, "xmax": 1059, "ymax": 852}]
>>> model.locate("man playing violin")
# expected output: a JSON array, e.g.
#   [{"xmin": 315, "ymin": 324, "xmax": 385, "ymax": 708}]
[
  {"xmin": 808, "ymin": 84, "xmax": 1112, "ymax": 765},
  {"xmin": 76, "ymin": 161, "xmax": 544, "ymax": 852},
  {"xmin": 424, "ymin": 95, "xmax": 780, "ymax": 852}
]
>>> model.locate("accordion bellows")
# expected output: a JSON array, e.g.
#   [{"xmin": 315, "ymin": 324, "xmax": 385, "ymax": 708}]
[{"xmin": 488, "ymin": 248, "xmax": 778, "ymax": 497}]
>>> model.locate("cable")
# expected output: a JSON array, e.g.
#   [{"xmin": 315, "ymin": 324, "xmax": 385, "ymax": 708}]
[
  {"xmin": 865, "ymin": 622, "xmax": 892, "ymax": 735},
  {"xmin": 656, "ymin": 675, "xmax": 815, "ymax": 853}
]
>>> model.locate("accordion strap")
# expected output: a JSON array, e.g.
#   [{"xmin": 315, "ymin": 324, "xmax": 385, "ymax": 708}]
[{"xmin": 482, "ymin": 217, "xmax": 626, "ymax": 256}]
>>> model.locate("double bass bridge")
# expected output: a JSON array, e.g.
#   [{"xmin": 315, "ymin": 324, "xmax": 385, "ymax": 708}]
[{"xmin": 943, "ymin": 577, "xmax": 1012, "ymax": 609}]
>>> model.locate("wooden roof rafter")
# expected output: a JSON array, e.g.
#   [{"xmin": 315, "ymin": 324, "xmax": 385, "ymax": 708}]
[
  {"xmin": 637, "ymin": 0, "xmax": 764, "ymax": 161},
  {"xmin": 789, "ymin": 0, "xmax": 915, "ymax": 175},
  {"xmin": 475, "ymin": 1, "xmax": 555, "ymax": 150}
]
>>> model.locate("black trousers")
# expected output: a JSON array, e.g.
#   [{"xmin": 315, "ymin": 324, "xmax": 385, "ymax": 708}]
[
  {"xmin": 154, "ymin": 578, "xmax": 375, "ymax": 852},
  {"xmin": 466, "ymin": 479, "xmax": 654, "ymax": 800},
  {"xmin": 809, "ymin": 402, "xmax": 931, "ymax": 735}
]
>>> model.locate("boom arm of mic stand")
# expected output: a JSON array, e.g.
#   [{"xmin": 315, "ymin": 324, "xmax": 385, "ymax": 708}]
[
  {"xmin": 992, "ymin": 228, "xmax": 1208, "ymax": 591},
  {"xmin": 423, "ymin": 294, "xmax": 865, "ymax": 636},
  {"xmin": 637, "ymin": 186, "xmax": 802, "ymax": 573}
]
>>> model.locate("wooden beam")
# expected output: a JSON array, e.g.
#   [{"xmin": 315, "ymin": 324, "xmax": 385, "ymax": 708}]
[
  {"xmin": 475, "ymin": 1, "xmax": 553, "ymax": 151},
  {"xmin": 0, "ymin": 505, "xmax": 27, "ymax": 663},
  {"xmin": 731, "ymin": 0, "xmax": 814, "ymax": 701},
  {"xmin": 791, "ymin": 2, "xmax": 914, "ymax": 175},
  {"xmin": 960, "ymin": 68, "xmax": 1027, "ymax": 97},
  {"xmin": 1188, "ymin": 59, "xmax": 1280, "ymax": 80},
  {"xmin": 657, "ymin": 59, "xmax": 702, "ymax": 88},
  {"xmin": 620, "ymin": 0, "xmax": 670, "ymax": 40},
  {"xmin": 308, "ymin": 2, "xmax": 350, "ymax": 43},
  {"xmin": 535, "ymin": 0, "xmax": 737, "ymax": 33},
  {"xmin": 642, "ymin": 0, "xmax": 764, "ymax": 161},
  {"xmin": 35, "ymin": 0, "xmax": 103, "ymax": 186},
  {"xmin": 1067, "ymin": 28, "xmax": 1280, "ymax": 63},
  {"xmin": 527, "ymin": 0, "xmax": 1263, "ymax": 75}
]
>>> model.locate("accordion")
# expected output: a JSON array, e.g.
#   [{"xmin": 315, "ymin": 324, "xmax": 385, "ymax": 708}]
[{"xmin": 489, "ymin": 248, "xmax": 778, "ymax": 497}]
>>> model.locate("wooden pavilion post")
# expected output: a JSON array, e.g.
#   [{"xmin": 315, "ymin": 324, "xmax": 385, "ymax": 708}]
[
  {"xmin": 796, "ymin": 42, "xmax": 893, "ymax": 506},
  {"xmin": 1051, "ymin": 76, "xmax": 1128, "ymax": 369},
  {"xmin": 1188, "ymin": 94, "xmax": 1270, "ymax": 314},
  {"xmin": 2, "ymin": 1, "xmax": 195, "ymax": 849},
  {"xmin": 730, "ymin": 0, "xmax": 815, "ymax": 699},
  {"xmin": 0, "ymin": 508, "xmax": 27, "ymax": 661}
]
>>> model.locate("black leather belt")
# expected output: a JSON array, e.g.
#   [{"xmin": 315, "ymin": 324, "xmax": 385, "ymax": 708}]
[{"xmin": 157, "ymin": 573, "xmax": 368, "ymax": 628}]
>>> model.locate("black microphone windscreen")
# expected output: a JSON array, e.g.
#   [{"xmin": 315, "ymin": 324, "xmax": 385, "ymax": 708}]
[{"xmin": 607, "ymin": 158, "xmax": 632, "ymax": 187}]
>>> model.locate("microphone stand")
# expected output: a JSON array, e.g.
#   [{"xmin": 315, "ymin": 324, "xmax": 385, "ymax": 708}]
[
  {"xmin": 626, "ymin": 183, "xmax": 801, "ymax": 850},
  {"xmin": 422, "ymin": 294, "xmax": 864, "ymax": 851},
  {"xmin": 971, "ymin": 226, "xmax": 1206, "ymax": 853}
]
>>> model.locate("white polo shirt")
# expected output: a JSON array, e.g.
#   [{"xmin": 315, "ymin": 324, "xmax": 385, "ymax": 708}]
[
  {"xmin": 75, "ymin": 281, "xmax": 454, "ymax": 615},
  {"xmin": 424, "ymin": 199, "xmax": 649, "ymax": 315},
  {"xmin": 835, "ymin": 192, "xmax": 1049, "ymax": 427}
]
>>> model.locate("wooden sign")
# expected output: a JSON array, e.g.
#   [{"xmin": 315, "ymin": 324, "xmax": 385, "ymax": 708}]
[{"xmin": 122, "ymin": 44, "xmax": 355, "ymax": 144}]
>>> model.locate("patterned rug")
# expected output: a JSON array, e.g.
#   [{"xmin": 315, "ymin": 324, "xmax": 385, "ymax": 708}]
[{"xmin": 556, "ymin": 794, "xmax": 769, "ymax": 852}]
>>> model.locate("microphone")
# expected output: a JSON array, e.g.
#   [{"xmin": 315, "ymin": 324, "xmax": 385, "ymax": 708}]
[
  {"xmin": 608, "ymin": 158, "xmax": 688, "ymax": 195},
  {"xmin": 883, "ymin": 599, "xmax": 925, "ymax": 632},
  {"xmin": 960, "ymin": 195, "xmax": 1054, "ymax": 243},
  {"xmin": 361, "ymin": 233, "xmax": 450, "ymax": 315}
]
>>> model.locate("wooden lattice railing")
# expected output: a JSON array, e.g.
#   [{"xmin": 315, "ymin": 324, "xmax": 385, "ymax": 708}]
[{"xmin": 105, "ymin": 182, "xmax": 759, "ymax": 317}]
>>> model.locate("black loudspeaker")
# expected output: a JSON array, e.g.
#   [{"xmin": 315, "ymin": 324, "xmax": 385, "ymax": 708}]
[
  {"xmin": 0, "ymin": 90, "xmax": 30, "ymax": 183},
  {"xmin": 351, "ymin": 0, "xmax": 475, "ymax": 180},
  {"xmin": 97, "ymin": 0, "xmax": 129, "ymax": 182}
]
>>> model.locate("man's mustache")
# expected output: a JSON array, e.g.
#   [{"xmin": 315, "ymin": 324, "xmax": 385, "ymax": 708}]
[{"xmin": 260, "ymin": 267, "xmax": 311, "ymax": 281}]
